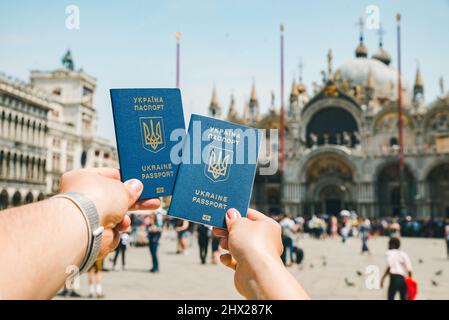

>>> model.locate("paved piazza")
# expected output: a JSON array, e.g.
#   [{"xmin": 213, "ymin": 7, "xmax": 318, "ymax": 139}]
[{"xmin": 59, "ymin": 231, "xmax": 449, "ymax": 300}]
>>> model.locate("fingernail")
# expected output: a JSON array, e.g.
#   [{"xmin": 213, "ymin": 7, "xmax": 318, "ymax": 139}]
[
  {"xmin": 125, "ymin": 179, "xmax": 143, "ymax": 193},
  {"xmin": 227, "ymin": 208, "xmax": 239, "ymax": 220}
]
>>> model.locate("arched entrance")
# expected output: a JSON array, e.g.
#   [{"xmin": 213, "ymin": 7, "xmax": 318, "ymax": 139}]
[
  {"xmin": 318, "ymin": 184, "xmax": 347, "ymax": 215},
  {"xmin": 12, "ymin": 191, "xmax": 21, "ymax": 207},
  {"xmin": 0, "ymin": 190, "xmax": 8, "ymax": 210},
  {"xmin": 376, "ymin": 163, "xmax": 416, "ymax": 217},
  {"xmin": 304, "ymin": 154, "xmax": 355, "ymax": 216},
  {"xmin": 25, "ymin": 192, "xmax": 34, "ymax": 204},
  {"xmin": 306, "ymin": 107, "xmax": 359, "ymax": 147},
  {"xmin": 427, "ymin": 163, "xmax": 449, "ymax": 218}
]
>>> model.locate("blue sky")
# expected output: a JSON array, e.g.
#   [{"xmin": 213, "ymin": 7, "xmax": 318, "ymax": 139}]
[{"xmin": 1, "ymin": 0, "xmax": 448, "ymax": 141}]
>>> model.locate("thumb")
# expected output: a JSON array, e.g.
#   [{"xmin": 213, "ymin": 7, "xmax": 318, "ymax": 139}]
[
  {"xmin": 225, "ymin": 208, "xmax": 241, "ymax": 230},
  {"xmin": 123, "ymin": 179, "xmax": 144, "ymax": 208}
]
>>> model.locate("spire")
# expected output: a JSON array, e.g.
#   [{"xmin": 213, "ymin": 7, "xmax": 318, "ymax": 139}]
[
  {"xmin": 211, "ymin": 85, "xmax": 218, "ymax": 105},
  {"xmin": 209, "ymin": 85, "xmax": 221, "ymax": 118},
  {"xmin": 372, "ymin": 24, "xmax": 391, "ymax": 65},
  {"xmin": 414, "ymin": 65, "xmax": 423, "ymax": 90},
  {"xmin": 62, "ymin": 49, "xmax": 74, "ymax": 71},
  {"xmin": 365, "ymin": 68, "xmax": 375, "ymax": 103},
  {"xmin": 355, "ymin": 17, "xmax": 368, "ymax": 58},
  {"xmin": 327, "ymin": 49, "xmax": 333, "ymax": 80},
  {"xmin": 229, "ymin": 92, "xmax": 235, "ymax": 110},
  {"xmin": 367, "ymin": 68, "xmax": 374, "ymax": 88},
  {"xmin": 296, "ymin": 58, "xmax": 307, "ymax": 93},
  {"xmin": 413, "ymin": 63, "xmax": 425, "ymax": 112},
  {"xmin": 250, "ymin": 82, "xmax": 257, "ymax": 101},
  {"xmin": 248, "ymin": 82, "xmax": 259, "ymax": 123},
  {"xmin": 227, "ymin": 93, "xmax": 238, "ymax": 120},
  {"xmin": 290, "ymin": 78, "xmax": 299, "ymax": 96}
]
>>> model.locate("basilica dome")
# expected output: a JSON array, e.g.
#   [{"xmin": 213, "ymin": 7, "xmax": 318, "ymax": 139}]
[{"xmin": 338, "ymin": 57, "xmax": 412, "ymax": 106}]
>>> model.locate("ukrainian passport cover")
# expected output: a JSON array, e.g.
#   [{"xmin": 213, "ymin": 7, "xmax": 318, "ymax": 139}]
[
  {"xmin": 110, "ymin": 88, "xmax": 185, "ymax": 200},
  {"xmin": 168, "ymin": 114, "xmax": 260, "ymax": 228}
]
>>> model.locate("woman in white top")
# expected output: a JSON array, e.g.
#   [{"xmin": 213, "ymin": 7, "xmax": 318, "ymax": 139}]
[{"xmin": 380, "ymin": 237, "xmax": 413, "ymax": 300}]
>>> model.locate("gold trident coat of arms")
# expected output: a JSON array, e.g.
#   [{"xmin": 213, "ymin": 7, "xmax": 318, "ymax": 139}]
[
  {"xmin": 140, "ymin": 117, "xmax": 165, "ymax": 153},
  {"xmin": 205, "ymin": 147, "xmax": 232, "ymax": 182}
]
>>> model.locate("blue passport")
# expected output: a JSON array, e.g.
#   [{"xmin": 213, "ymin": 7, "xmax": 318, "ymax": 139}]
[
  {"xmin": 110, "ymin": 88, "xmax": 185, "ymax": 200},
  {"xmin": 168, "ymin": 114, "xmax": 260, "ymax": 228}
]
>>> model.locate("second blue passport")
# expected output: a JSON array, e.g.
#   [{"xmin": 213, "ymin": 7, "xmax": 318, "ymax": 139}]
[
  {"xmin": 168, "ymin": 114, "xmax": 260, "ymax": 229},
  {"xmin": 110, "ymin": 88, "xmax": 185, "ymax": 200}
]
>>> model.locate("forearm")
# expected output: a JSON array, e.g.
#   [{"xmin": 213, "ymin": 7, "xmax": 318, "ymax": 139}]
[
  {"xmin": 242, "ymin": 254, "xmax": 310, "ymax": 300},
  {"xmin": 0, "ymin": 198, "xmax": 88, "ymax": 299}
]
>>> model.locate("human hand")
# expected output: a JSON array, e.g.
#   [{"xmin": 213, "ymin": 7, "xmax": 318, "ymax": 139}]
[
  {"xmin": 213, "ymin": 208, "xmax": 285, "ymax": 299},
  {"xmin": 59, "ymin": 168, "xmax": 161, "ymax": 258}
]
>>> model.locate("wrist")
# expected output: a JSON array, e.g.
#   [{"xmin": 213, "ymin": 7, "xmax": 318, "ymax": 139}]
[
  {"xmin": 52, "ymin": 192, "xmax": 104, "ymax": 273},
  {"xmin": 49, "ymin": 197, "xmax": 88, "ymax": 267}
]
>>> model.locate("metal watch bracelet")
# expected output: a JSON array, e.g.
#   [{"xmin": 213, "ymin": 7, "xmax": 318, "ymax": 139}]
[{"xmin": 52, "ymin": 192, "xmax": 104, "ymax": 274}]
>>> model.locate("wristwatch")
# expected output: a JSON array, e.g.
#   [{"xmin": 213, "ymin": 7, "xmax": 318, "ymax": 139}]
[{"xmin": 53, "ymin": 192, "xmax": 104, "ymax": 274}]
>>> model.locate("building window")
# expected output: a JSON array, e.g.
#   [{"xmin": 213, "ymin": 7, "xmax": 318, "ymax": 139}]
[
  {"xmin": 25, "ymin": 192, "xmax": 34, "ymax": 204},
  {"xmin": 0, "ymin": 190, "xmax": 8, "ymax": 210},
  {"xmin": 12, "ymin": 191, "xmax": 21, "ymax": 207},
  {"xmin": 52, "ymin": 177, "xmax": 59, "ymax": 193},
  {"xmin": 83, "ymin": 86, "xmax": 93, "ymax": 96},
  {"xmin": 66, "ymin": 155, "xmax": 74, "ymax": 171},
  {"xmin": 53, "ymin": 138, "xmax": 61, "ymax": 148},
  {"xmin": 52, "ymin": 153, "xmax": 61, "ymax": 172},
  {"xmin": 67, "ymin": 141, "xmax": 74, "ymax": 151}
]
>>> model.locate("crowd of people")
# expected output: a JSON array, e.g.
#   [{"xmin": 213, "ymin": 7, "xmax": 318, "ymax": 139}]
[
  {"xmin": 57, "ymin": 198, "xmax": 449, "ymax": 300},
  {"xmin": 274, "ymin": 211, "xmax": 449, "ymax": 244}
]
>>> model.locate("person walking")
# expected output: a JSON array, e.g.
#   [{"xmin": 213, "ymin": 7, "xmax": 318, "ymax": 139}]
[
  {"xmin": 340, "ymin": 210, "xmax": 351, "ymax": 243},
  {"xmin": 381, "ymin": 237, "xmax": 413, "ymax": 300},
  {"xmin": 146, "ymin": 212, "xmax": 162, "ymax": 273},
  {"xmin": 330, "ymin": 216, "xmax": 339, "ymax": 238},
  {"xmin": 389, "ymin": 218, "xmax": 401, "ymax": 238},
  {"xmin": 112, "ymin": 230, "xmax": 129, "ymax": 270},
  {"xmin": 87, "ymin": 259, "xmax": 104, "ymax": 298},
  {"xmin": 175, "ymin": 219, "xmax": 190, "ymax": 255},
  {"xmin": 359, "ymin": 217, "xmax": 371, "ymax": 255},
  {"xmin": 197, "ymin": 224, "xmax": 211, "ymax": 264},
  {"xmin": 279, "ymin": 214, "xmax": 297, "ymax": 266}
]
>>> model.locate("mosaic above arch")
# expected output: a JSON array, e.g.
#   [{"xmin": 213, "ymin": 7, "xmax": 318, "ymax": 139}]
[{"xmin": 374, "ymin": 112, "xmax": 412, "ymax": 133}]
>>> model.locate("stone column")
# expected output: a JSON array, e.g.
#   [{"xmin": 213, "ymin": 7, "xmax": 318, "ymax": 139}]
[{"xmin": 416, "ymin": 180, "xmax": 429, "ymax": 218}]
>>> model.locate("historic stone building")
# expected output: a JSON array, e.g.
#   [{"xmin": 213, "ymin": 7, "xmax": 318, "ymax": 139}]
[
  {"xmin": 209, "ymin": 34, "xmax": 449, "ymax": 219},
  {"xmin": 0, "ymin": 51, "xmax": 117, "ymax": 209}
]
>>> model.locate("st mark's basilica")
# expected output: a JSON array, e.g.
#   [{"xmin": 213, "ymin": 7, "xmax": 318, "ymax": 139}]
[{"xmin": 209, "ymin": 32, "xmax": 449, "ymax": 219}]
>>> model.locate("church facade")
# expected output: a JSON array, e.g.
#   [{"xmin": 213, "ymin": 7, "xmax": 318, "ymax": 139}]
[
  {"xmin": 0, "ymin": 51, "xmax": 117, "ymax": 209},
  {"xmin": 210, "ymin": 36, "xmax": 449, "ymax": 219}
]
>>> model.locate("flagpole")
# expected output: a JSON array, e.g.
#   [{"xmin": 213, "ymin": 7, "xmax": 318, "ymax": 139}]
[
  {"xmin": 280, "ymin": 24, "xmax": 285, "ymax": 171},
  {"xmin": 176, "ymin": 32, "xmax": 181, "ymax": 88},
  {"xmin": 396, "ymin": 14, "xmax": 405, "ymax": 216}
]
